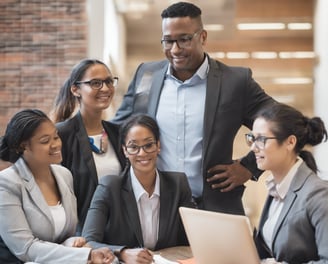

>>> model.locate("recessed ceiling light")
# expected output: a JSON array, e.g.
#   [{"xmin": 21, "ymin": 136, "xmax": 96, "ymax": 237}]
[
  {"xmin": 251, "ymin": 52, "xmax": 277, "ymax": 59},
  {"xmin": 204, "ymin": 24, "xmax": 224, "ymax": 31},
  {"xmin": 279, "ymin": 51, "xmax": 316, "ymax": 59},
  {"xmin": 273, "ymin": 77, "xmax": 313, "ymax": 84},
  {"xmin": 287, "ymin": 23, "xmax": 312, "ymax": 30},
  {"xmin": 226, "ymin": 52, "xmax": 250, "ymax": 59},
  {"xmin": 237, "ymin": 23, "xmax": 285, "ymax": 30}
]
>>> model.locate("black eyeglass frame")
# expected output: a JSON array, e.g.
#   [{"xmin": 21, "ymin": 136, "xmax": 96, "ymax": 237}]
[
  {"xmin": 75, "ymin": 77, "xmax": 119, "ymax": 90},
  {"xmin": 245, "ymin": 133, "xmax": 278, "ymax": 149},
  {"xmin": 125, "ymin": 141, "xmax": 158, "ymax": 155},
  {"xmin": 160, "ymin": 30, "xmax": 202, "ymax": 50}
]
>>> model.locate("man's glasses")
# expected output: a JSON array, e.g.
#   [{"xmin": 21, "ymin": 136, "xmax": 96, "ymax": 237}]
[
  {"xmin": 125, "ymin": 141, "xmax": 158, "ymax": 155},
  {"xmin": 245, "ymin": 133, "xmax": 277, "ymax": 150},
  {"xmin": 161, "ymin": 30, "xmax": 202, "ymax": 50},
  {"xmin": 75, "ymin": 77, "xmax": 118, "ymax": 90}
]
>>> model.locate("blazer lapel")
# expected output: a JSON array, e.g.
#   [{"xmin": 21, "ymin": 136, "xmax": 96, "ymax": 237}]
[
  {"xmin": 15, "ymin": 158, "xmax": 54, "ymax": 228},
  {"xmin": 75, "ymin": 113, "xmax": 98, "ymax": 185},
  {"xmin": 147, "ymin": 63, "xmax": 169, "ymax": 117},
  {"xmin": 121, "ymin": 173, "xmax": 144, "ymax": 246},
  {"xmin": 203, "ymin": 57, "xmax": 222, "ymax": 157},
  {"xmin": 271, "ymin": 163, "xmax": 310, "ymax": 248},
  {"xmin": 156, "ymin": 172, "xmax": 174, "ymax": 247}
]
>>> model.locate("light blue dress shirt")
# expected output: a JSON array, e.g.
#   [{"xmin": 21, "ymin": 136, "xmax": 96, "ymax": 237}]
[{"xmin": 156, "ymin": 57, "xmax": 208, "ymax": 197}]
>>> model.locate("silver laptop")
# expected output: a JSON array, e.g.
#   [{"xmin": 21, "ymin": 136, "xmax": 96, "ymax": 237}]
[{"xmin": 179, "ymin": 207, "xmax": 260, "ymax": 264}]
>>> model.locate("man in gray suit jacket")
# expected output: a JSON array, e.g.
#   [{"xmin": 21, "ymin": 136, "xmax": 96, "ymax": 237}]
[{"xmin": 113, "ymin": 2, "xmax": 276, "ymax": 215}]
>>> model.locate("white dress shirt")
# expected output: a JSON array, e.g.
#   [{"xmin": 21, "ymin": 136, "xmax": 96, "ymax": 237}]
[
  {"xmin": 156, "ymin": 57, "xmax": 209, "ymax": 197},
  {"xmin": 130, "ymin": 167, "xmax": 160, "ymax": 249}
]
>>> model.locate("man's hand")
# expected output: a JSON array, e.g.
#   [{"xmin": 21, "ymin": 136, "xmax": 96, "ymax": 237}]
[{"xmin": 207, "ymin": 160, "xmax": 252, "ymax": 192}]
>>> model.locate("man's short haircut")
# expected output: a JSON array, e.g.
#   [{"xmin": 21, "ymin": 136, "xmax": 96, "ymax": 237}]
[{"xmin": 161, "ymin": 2, "xmax": 202, "ymax": 19}]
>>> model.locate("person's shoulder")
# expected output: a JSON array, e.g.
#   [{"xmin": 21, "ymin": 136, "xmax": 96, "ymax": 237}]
[
  {"xmin": 138, "ymin": 59, "xmax": 168, "ymax": 71},
  {"xmin": 56, "ymin": 114, "xmax": 79, "ymax": 133},
  {"xmin": 208, "ymin": 55, "xmax": 250, "ymax": 73},
  {"xmin": 102, "ymin": 120, "xmax": 120, "ymax": 131},
  {"xmin": 98, "ymin": 174, "xmax": 123, "ymax": 187}
]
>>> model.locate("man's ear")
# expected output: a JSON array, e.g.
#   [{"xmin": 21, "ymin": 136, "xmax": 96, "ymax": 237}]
[{"xmin": 201, "ymin": 30, "xmax": 207, "ymax": 45}]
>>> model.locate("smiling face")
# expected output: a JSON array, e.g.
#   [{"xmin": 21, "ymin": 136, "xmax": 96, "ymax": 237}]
[
  {"xmin": 22, "ymin": 120, "xmax": 62, "ymax": 167},
  {"xmin": 162, "ymin": 16, "xmax": 207, "ymax": 81},
  {"xmin": 251, "ymin": 117, "xmax": 297, "ymax": 181},
  {"xmin": 71, "ymin": 63, "xmax": 115, "ymax": 114},
  {"xmin": 123, "ymin": 125, "xmax": 160, "ymax": 179}
]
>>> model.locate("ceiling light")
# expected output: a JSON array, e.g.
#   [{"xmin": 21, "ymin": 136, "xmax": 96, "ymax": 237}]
[
  {"xmin": 208, "ymin": 52, "xmax": 225, "ymax": 59},
  {"xmin": 251, "ymin": 52, "xmax": 277, "ymax": 59},
  {"xmin": 237, "ymin": 23, "xmax": 285, "ymax": 30},
  {"xmin": 273, "ymin": 77, "xmax": 313, "ymax": 84},
  {"xmin": 204, "ymin": 24, "xmax": 224, "ymax": 31},
  {"xmin": 287, "ymin": 23, "xmax": 312, "ymax": 30},
  {"xmin": 226, "ymin": 52, "xmax": 250, "ymax": 59},
  {"xmin": 279, "ymin": 51, "xmax": 316, "ymax": 59}
]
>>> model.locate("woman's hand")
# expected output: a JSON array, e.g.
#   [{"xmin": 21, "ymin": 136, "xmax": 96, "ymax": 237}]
[
  {"xmin": 120, "ymin": 248, "xmax": 153, "ymax": 264},
  {"xmin": 89, "ymin": 247, "xmax": 115, "ymax": 264},
  {"xmin": 71, "ymin": 237, "xmax": 87, "ymax": 247}
]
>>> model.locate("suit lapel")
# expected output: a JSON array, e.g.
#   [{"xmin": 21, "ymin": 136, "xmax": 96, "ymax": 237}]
[
  {"xmin": 75, "ymin": 113, "xmax": 98, "ymax": 185},
  {"xmin": 271, "ymin": 163, "xmax": 310, "ymax": 248},
  {"xmin": 156, "ymin": 172, "xmax": 173, "ymax": 247},
  {"xmin": 148, "ymin": 63, "xmax": 169, "ymax": 117},
  {"xmin": 15, "ymin": 158, "xmax": 54, "ymax": 229},
  {"xmin": 122, "ymin": 173, "xmax": 144, "ymax": 246},
  {"xmin": 203, "ymin": 57, "xmax": 222, "ymax": 156}
]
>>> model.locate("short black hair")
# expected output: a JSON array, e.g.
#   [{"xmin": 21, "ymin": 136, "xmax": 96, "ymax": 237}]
[{"xmin": 161, "ymin": 2, "xmax": 202, "ymax": 18}]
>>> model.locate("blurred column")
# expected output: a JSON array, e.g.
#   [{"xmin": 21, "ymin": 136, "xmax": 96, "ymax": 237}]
[{"xmin": 314, "ymin": 0, "xmax": 328, "ymax": 180}]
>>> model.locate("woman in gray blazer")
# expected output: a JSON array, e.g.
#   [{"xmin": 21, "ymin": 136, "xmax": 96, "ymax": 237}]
[
  {"xmin": 82, "ymin": 114, "xmax": 194, "ymax": 264},
  {"xmin": 245, "ymin": 103, "xmax": 328, "ymax": 263},
  {"xmin": 0, "ymin": 109, "xmax": 114, "ymax": 264}
]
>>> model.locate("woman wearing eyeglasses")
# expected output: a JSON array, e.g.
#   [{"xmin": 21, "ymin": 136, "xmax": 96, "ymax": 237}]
[
  {"xmin": 246, "ymin": 103, "xmax": 328, "ymax": 264},
  {"xmin": 51, "ymin": 59, "xmax": 125, "ymax": 234},
  {"xmin": 82, "ymin": 114, "xmax": 193, "ymax": 264}
]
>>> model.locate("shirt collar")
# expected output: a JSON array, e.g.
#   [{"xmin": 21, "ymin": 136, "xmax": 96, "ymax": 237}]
[
  {"xmin": 265, "ymin": 157, "xmax": 303, "ymax": 200},
  {"xmin": 166, "ymin": 55, "xmax": 209, "ymax": 81},
  {"xmin": 130, "ymin": 166, "xmax": 160, "ymax": 201}
]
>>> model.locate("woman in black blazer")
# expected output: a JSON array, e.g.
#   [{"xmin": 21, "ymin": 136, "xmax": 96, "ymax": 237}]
[
  {"xmin": 82, "ymin": 114, "xmax": 194, "ymax": 264},
  {"xmin": 52, "ymin": 59, "xmax": 125, "ymax": 233}
]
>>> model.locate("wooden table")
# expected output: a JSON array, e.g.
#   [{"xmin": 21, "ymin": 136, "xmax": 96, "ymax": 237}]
[{"xmin": 154, "ymin": 246, "xmax": 193, "ymax": 261}]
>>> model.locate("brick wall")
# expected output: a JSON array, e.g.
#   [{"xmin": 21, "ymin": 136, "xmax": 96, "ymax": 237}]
[{"xmin": 0, "ymin": 0, "xmax": 88, "ymax": 135}]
